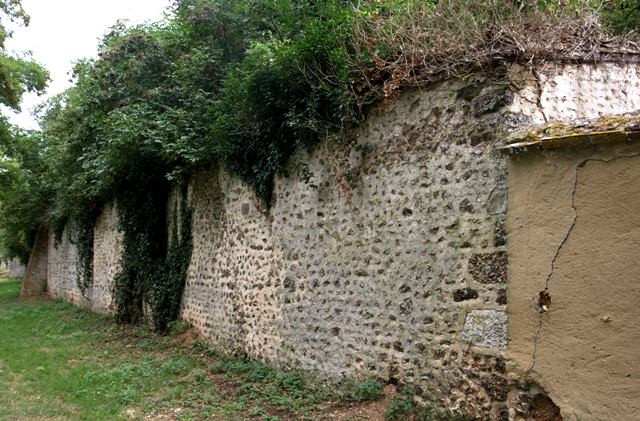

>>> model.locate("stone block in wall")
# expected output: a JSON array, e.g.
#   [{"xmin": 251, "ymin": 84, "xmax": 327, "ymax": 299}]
[
  {"xmin": 469, "ymin": 251, "xmax": 507, "ymax": 284},
  {"xmin": 462, "ymin": 309, "xmax": 507, "ymax": 349},
  {"xmin": 471, "ymin": 88, "xmax": 514, "ymax": 117}
]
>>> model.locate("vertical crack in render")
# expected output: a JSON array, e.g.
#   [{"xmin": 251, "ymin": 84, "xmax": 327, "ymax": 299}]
[
  {"xmin": 526, "ymin": 160, "xmax": 580, "ymax": 376},
  {"xmin": 526, "ymin": 315, "xmax": 545, "ymax": 376},
  {"xmin": 532, "ymin": 69, "xmax": 549, "ymax": 123},
  {"xmin": 525, "ymin": 152, "xmax": 640, "ymax": 377}
]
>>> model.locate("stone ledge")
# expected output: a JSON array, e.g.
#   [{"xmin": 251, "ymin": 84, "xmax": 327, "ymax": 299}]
[{"xmin": 499, "ymin": 114, "xmax": 640, "ymax": 155}]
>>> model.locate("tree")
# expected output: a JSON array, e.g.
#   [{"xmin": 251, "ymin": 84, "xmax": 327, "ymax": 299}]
[
  {"xmin": 0, "ymin": 0, "xmax": 49, "ymax": 261},
  {"xmin": 0, "ymin": 0, "xmax": 48, "ymax": 110}
]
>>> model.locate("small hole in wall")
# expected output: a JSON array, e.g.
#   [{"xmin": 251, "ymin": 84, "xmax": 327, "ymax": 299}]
[
  {"xmin": 531, "ymin": 394, "xmax": 562, "ymax": 421},
  {"xmin": 388, "ymin": 362, "xmax": 400, "ymax": 386},
  {"xmin": 402, "ymin": 208, "xmax": 413, "ymax": 216},
  {"xmin": 536, "ymin": 288, "xmax": 551, "ymax": 313}
]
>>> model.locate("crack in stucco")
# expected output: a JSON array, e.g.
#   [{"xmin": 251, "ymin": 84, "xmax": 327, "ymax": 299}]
[
  {"xmin": 533, "ymin": 69, "xmax": 549, "ymax": 123},
  {"xmin": 526, "ymin": 151, "xmax": 640, "ymax": 377}
]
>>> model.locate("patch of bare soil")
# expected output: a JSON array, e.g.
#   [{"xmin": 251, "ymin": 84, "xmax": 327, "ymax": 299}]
[
  {"xmin": 173, "ymin": 327, "xmax": 199, "ymax": 346},
  {"xmin": 317, "ymin": 384, "xmax": 398, "ymax": 421}
]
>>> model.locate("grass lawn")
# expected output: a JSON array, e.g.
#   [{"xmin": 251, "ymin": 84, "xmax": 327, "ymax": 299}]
[{"xmin": 0, "ymin": 278, "xmax": 407, "ymax": 421}]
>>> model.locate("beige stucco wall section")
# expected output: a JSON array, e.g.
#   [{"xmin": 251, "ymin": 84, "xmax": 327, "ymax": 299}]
[{"xmin": 506, "ymin": 141, "xmax": 640, "ymax": 420}]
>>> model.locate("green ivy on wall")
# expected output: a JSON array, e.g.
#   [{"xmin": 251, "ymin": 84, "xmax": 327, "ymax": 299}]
[{"xmin": 112, "ymin": 161, "xmax": 193, "ymax": 332}]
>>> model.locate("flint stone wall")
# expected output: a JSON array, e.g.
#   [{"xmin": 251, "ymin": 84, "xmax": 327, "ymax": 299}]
[
  {"xmin": 180, "ymin": 77, "xmax": 516, "ymax": 419},
  {"xmin": 43, "ymin": 63, "xmax": 640, "ymax": 420},
  {"xmin": 179, "ymin": 63, "xmax": 640, "ymax": 420},
  {"xmin": 47, "ymin": 202, "xmax": 122, "ymax": 313}
]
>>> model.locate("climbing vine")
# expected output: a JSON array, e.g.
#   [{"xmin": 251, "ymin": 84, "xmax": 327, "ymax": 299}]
[
  {"xmin": 112, "ymin": 159, "xmax": 193, "ymax": 332},
  {"xmin": 74, "ymin": 210, "xmax": 101, "ymax": 297},
  {"xmin": 150, "ymin": 183, "xmax": 193, "ymax": 332}
]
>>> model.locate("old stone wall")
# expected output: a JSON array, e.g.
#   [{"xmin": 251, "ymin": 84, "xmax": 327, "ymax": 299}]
[
  {"xmin": 47, "ymin": 225, "xmax": 83, "ymax": 305},
  {"xmin": 506, "ymin": 141, "xmax": 640, "ymax": 421},
  {"xmin": 91, "ymin": 202, "xmax": 123, "ymax": 313},
  {"xmin": 179, "ymin": 165, "xmax": 289, "ymax": 364},
  {"xmin": 178, "ymin": 63, "xmax": 640, "ymax": 420},
  {"xmin": 47, "ymin": 202, "xmax": 121, "ymax": 312},
  {"xmin": 180, "ymin": 78, "xmax": 517, "ymax": 419},
  {"xmin": 510, "ymin": 62, "xmax": 640, "ymax": 124},
  {"xmin": 20, "ymin": 228, "xmax": 48, "ymax": 296},
  {"xmin": 41, "ymin": 62, "xmax": 640, "ymax": 420}
]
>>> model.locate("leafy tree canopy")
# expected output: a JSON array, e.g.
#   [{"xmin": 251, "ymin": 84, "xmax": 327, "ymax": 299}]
[
  {"xmin": 0, "ymin": 0, "xmax": 48, "ymax": 261},
  {"xmin": 0, "ymin": 0, "xmax": 48, "ymax": 110}
]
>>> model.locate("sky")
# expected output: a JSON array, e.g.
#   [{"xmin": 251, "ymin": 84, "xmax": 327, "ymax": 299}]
[{"xmin": 3, "ymin": 0, "xmax": 172, "ymax": 129}]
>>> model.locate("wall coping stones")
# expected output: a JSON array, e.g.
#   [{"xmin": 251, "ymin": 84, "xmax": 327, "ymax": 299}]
[{"xmin": 499, "ymin": 113, "xmax": 640, "ymax": 155}]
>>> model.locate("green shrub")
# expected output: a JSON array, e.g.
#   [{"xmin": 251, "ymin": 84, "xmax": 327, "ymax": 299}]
[
  {"xmin": 338, "ymin": 378, "xmax": 385, "ymax": 403},
  {"xmin": 600, "ymin": 0, "xmax": 640, "ymax": 34},
  {"xmin": 385, "ymin": 387, "xmax": 464, "ymax": 421}
]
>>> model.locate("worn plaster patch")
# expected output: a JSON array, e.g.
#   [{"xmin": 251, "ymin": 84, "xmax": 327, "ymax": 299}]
[{"xmin": 462, "ymin": 309, "xmax": 507, "ymax": 349}]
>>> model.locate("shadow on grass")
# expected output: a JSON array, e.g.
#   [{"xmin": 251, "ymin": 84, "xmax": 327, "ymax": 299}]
[{"xmin": 0, "ymin": 278, "xmax": 21, "ymax": 302}]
